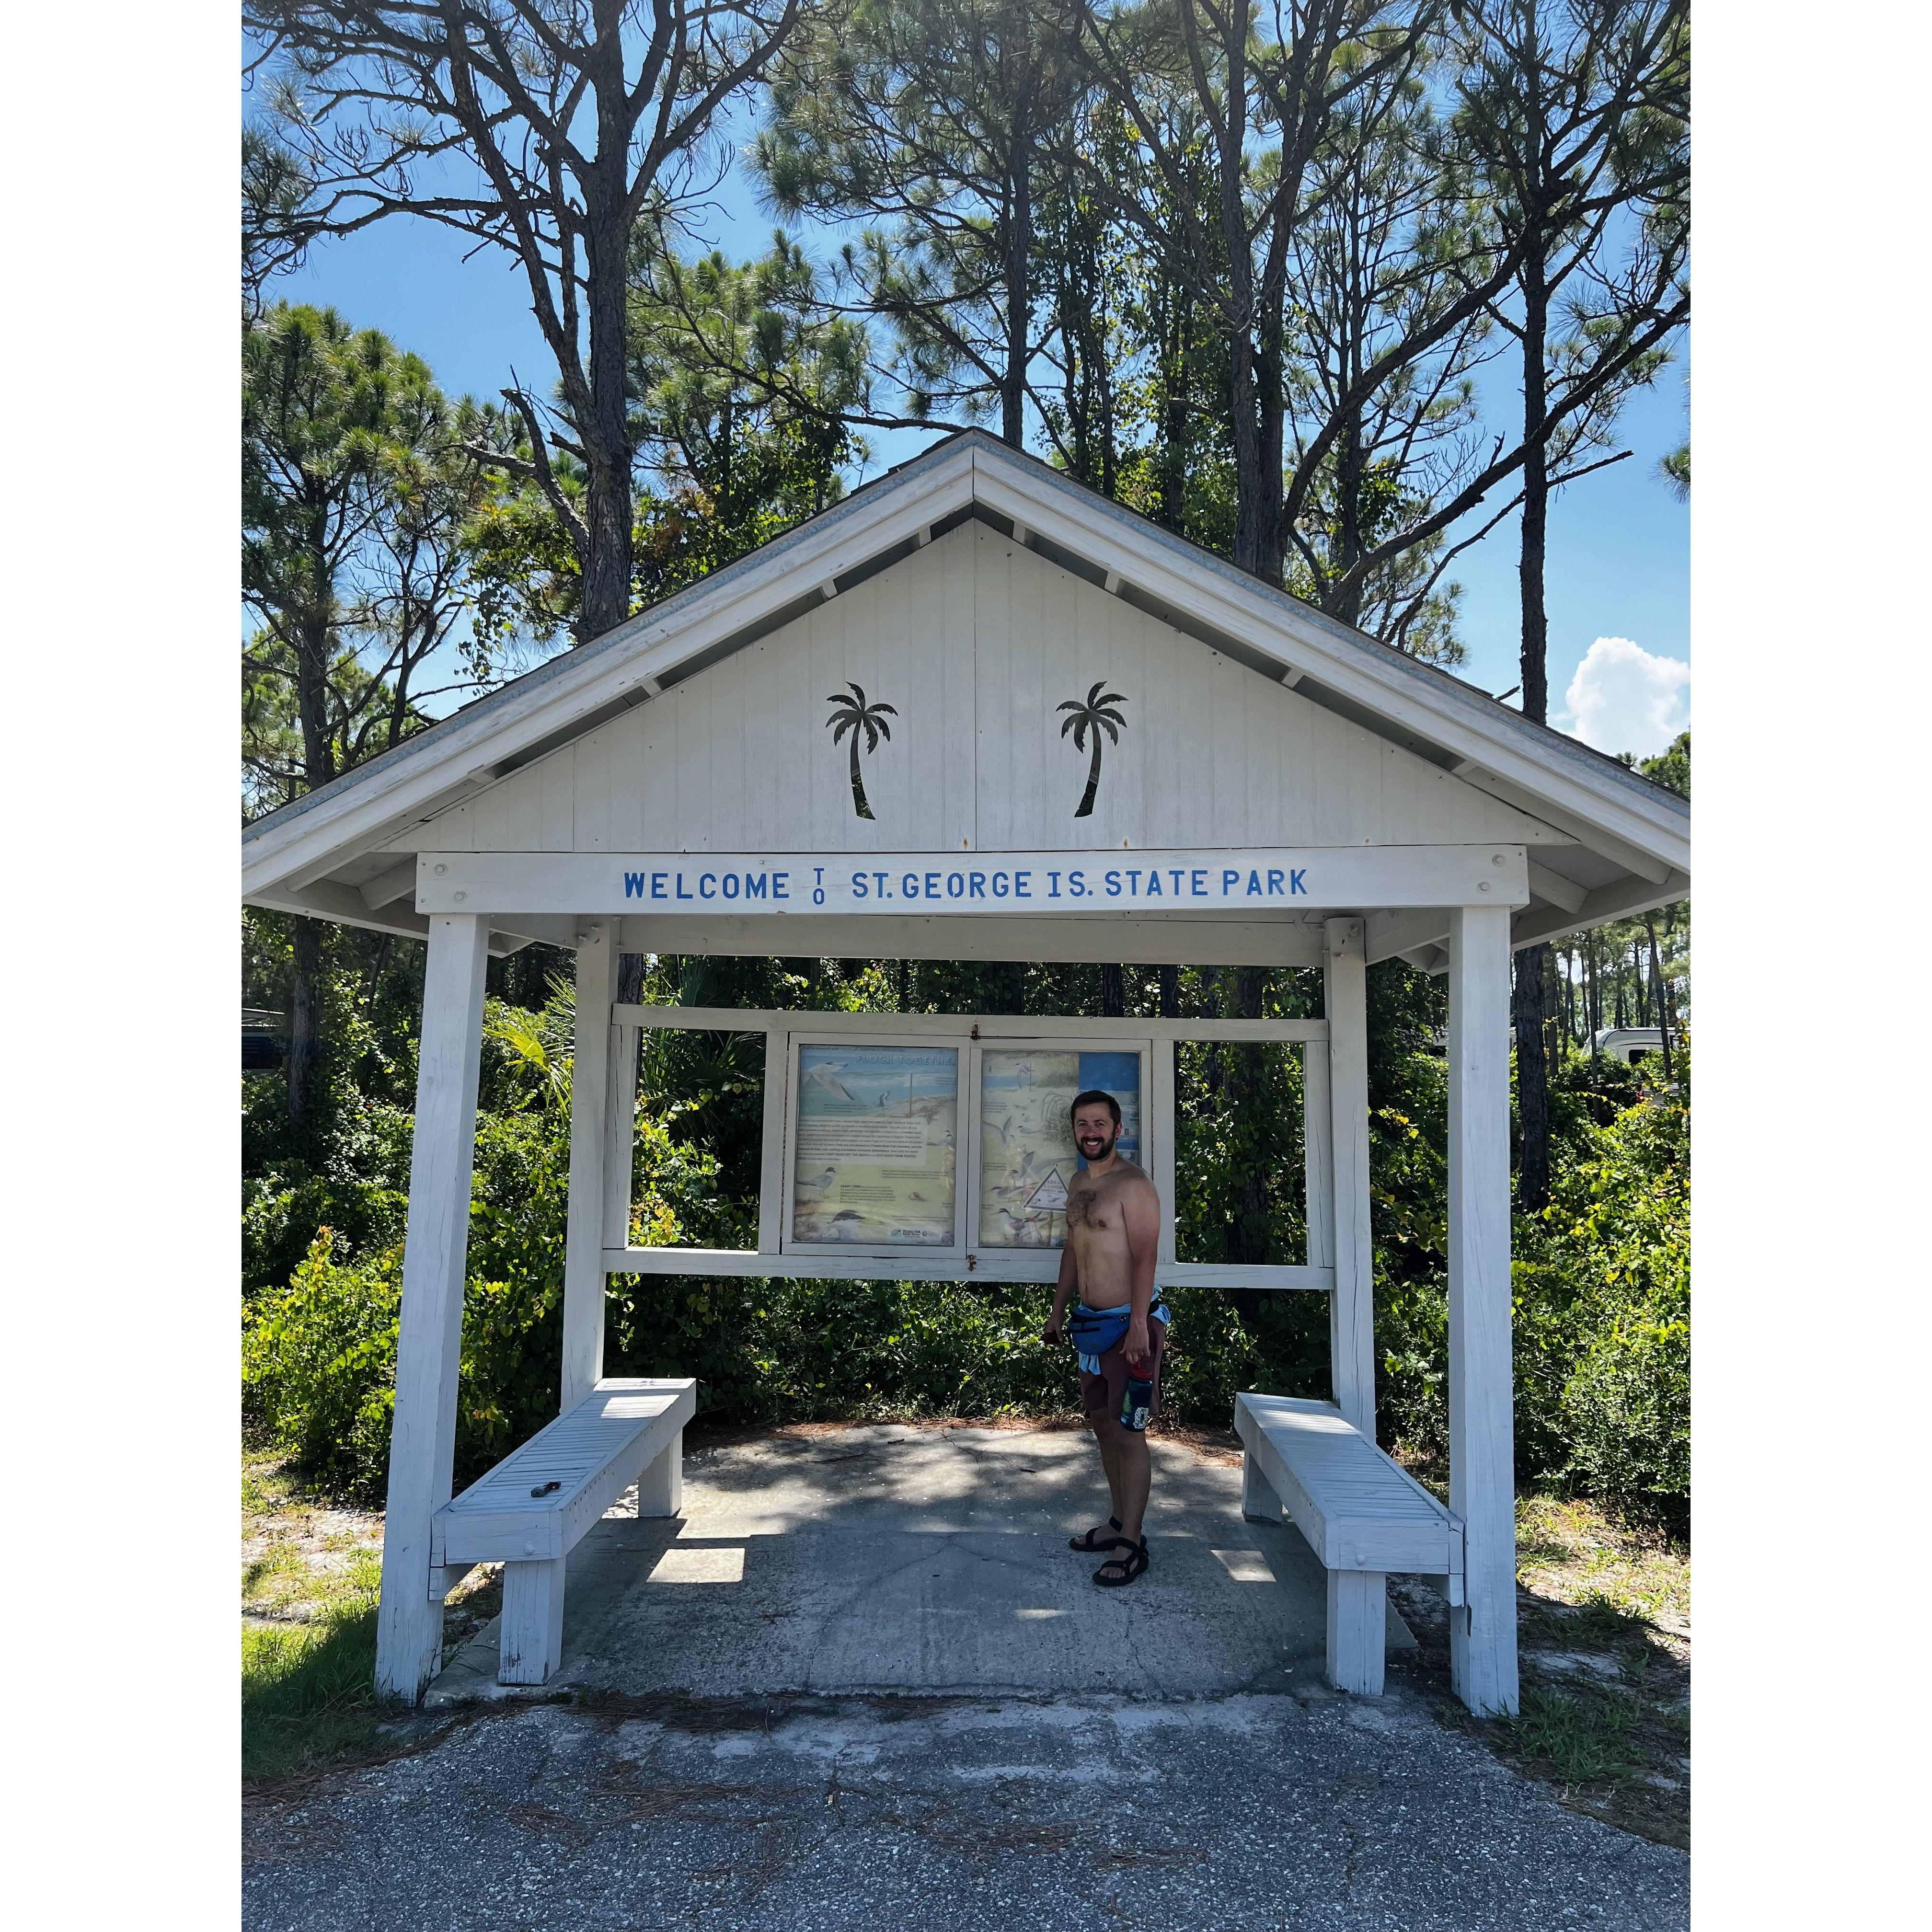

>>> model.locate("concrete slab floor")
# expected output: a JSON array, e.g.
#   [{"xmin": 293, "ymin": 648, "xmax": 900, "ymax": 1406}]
[{"xmin": 428, "ymin": 1426, "xmax": 1413, "ymax": 1705}]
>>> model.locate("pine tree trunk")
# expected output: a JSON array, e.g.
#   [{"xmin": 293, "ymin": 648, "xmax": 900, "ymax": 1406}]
[
  {"xmin": 288, "ymin": 916, "xmax": 323, "ymax": 1141},
  {"xmin": 575, "ymin": 144, "xmax": 637, "ymax": 641},
  {"xmin": 1230, "ymin": 966, "xmax": 1270, "ymax": 1265},
  {"xmin": 1513, "ymin": 942, "xmax": 1552, "ymax": 1209},
  {"xmin": 1157, "ymin": 965, "xmax": 1180, "ymax": 1019},
  {"xmin": 1002, "ymin": 125, "xmax": 1031, "ymax": 449},
  {"xmin": 1646, "ymin": 918, "xmax": 1674, "ymax": 1079},
  {"xmin": 1514, "ymin": 246, "xmax": 1553, "ymax": 1187},
  {"xmin": 1101, "ymin": 964, "xmax": 1125, "ymax": 1017}
]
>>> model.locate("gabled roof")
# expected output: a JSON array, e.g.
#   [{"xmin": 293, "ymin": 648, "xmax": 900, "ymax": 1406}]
[{"xmin": 243, "ymin": 429, "xmax": 1686, "ymax": 967}]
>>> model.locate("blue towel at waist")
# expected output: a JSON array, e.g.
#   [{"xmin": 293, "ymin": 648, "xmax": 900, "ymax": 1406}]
[{"xmin": 1069, "ymin": 1297, "xmax": 1170, "ymax": 1375}]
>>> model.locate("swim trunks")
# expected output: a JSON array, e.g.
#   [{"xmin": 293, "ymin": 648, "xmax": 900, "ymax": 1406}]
[{"xmin": 1073, "ymin": 1299, "xmax": 1170, "ymax": 1432}]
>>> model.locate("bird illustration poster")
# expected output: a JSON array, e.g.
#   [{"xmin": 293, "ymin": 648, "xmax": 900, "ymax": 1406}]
[
  {"xmin": 977, "ymin": 1049, "xmax": 1141, "ymax": 1248},
  {"xmin": 791, "ymin": 1046, "xmax": 958, "ymax": 1245}
]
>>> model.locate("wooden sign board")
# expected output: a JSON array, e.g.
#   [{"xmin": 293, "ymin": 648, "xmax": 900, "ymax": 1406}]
[{"xmin": 415, "ymin": 844, "xmax": 1529, "ymax": 917}]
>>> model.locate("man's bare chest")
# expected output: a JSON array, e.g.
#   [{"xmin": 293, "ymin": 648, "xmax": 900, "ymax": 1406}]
[{"xmin": 1066, "ymin": 1180, "xmax": 1123, "ymax": 1233}]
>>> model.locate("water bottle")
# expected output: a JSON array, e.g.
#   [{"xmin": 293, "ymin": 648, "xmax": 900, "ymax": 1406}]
[{"xmin": 1120, "ymin": 1371, "xmax": 1154, "ymax": 1432}]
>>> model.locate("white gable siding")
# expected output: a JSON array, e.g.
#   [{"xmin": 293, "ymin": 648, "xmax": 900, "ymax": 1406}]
[{"xmin": 397, "ymin": 524, "xmax": 1563, "ymax": 857}]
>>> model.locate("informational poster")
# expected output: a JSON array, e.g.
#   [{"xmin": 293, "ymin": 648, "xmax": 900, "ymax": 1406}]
[
  {"xmin": 978, "ymin": 1049, "xmax": 1142, "ymax": 1248},
  {"xmin": 791, "ymin": 1046, "xmax": 958, "ymax": 1245}
]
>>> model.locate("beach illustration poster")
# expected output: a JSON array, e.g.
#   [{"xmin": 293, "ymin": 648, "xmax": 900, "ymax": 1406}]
[
  {"xmin": 978, "ymin": 1049, "xmax": 1141, "ymax": 1248},
  {"xmin": 791, "ymin": 1046, "xmax": 958, "ymax": 1245}
]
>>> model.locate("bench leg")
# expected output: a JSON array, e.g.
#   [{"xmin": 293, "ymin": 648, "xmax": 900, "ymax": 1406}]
[
  {"xmin": 499, "ymin": 1558, "xmax": 566, "ymax": 1686},
  {"xmin": 1326, "ymin": 1569, "xmax": 1387, "ymax": 1697},
  {"xmin": 1241, "ymin": 1450, "xmax": 1282, "ymax": 1524},
  {"xmin": 635, "ymin": 1427, "xmax": 684, "ymax": 1518}
]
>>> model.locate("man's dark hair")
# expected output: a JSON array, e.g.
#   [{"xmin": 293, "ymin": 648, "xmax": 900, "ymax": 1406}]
[{"xmin": 1070, "ymin": 1089, "xmax": 1122, "ymax": 1127}]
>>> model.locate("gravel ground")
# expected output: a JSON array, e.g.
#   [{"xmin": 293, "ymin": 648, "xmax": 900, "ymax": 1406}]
[{"xmin": 243, "ymin": 1684, "xmax": 1687, "ymax": 1931}]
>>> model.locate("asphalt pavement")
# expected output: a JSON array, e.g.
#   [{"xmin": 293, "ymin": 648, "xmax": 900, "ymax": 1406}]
[{"xmin": 243, "ymin": 1685, "xmax": 1688, "ymax": 1931}]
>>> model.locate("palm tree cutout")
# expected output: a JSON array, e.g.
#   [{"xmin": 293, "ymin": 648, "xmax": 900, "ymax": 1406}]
[
  {"xmin": 826, "ymin": 681, "xmax": 897, "ymax": 820},
  {"xmin": 1058, "ymin": 680, "xmax": 1128, "ymax": 818}
]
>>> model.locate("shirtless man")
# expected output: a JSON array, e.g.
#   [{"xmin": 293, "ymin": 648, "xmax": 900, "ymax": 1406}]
[{"xmin": 1044, "ymin": 1090, "xmax": 1168, "ymax": 1587}]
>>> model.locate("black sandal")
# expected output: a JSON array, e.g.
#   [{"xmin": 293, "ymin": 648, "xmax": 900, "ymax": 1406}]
[
  {"xmin": 1069, "ymin": 1516, "xmax": 1125, "ymax": 1553},
  {"xmin": 1093, "ymin": 1538, "xmax": 1149, "ymax": 1587}
]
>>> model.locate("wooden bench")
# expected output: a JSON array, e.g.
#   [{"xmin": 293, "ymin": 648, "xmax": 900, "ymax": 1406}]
[
  {"xmin": 432, "ymin": 1377, "xmax": 697, "ymax": 1686},
  {"xmin": 1234, "ymin": 1392, "xmax": 1464, "ymax": 1697}
]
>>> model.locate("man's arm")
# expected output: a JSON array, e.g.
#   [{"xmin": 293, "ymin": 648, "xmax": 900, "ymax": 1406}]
[
  {"xmin": 1045, "ymin": 1238, "xmax": 1079, "ymax": 1344},
  {"xmin": 1121, "ymin": 1174, "xmax": 1160, "ymax": 1368}
]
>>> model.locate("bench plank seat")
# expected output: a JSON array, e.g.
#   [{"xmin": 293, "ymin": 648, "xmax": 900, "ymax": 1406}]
[
  {"xmin": 432, "ymin": 1376, "xmax": 696, "ymax": 1686},
  {"xmin": 1234, "ymin": 1392, "xmax": 1465, "ymax": 1698}
]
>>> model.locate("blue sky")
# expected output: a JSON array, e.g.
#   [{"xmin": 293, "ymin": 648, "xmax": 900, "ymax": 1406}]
[{"xmin": 281, "ymin": 140, "xmax": 1690, "ymax": 760}]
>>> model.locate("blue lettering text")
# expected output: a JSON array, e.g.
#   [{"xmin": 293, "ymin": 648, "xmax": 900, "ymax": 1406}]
[
  {"xmin": 1289, "ymin": 869, "xmax": 1306, "ymax": 896},
  {"xmin": 624, "ymin": 871, "xmax": 647, "ymax": 898}
]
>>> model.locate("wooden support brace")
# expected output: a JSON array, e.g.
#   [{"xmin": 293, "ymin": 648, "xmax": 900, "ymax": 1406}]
[
  {"xmin": 498, "ymin": 1558, "xmax": 567, "ymax": 1686},
  {"xmin": 635, "ymin": 1430, "xmax": 685, "ymax": 1518},
  {"xmin": 1241, "ymin": 1451, "xmax": 1283, "ymax": 1525},
  {"xmin": 561, "ymin": 924, "xmax": 617, "ymax": 1411},
  {"xmin": 1326, "ymin": 1569, "xmax": 1388, "ymax": 1696},
  {"xmin": 1324, "ymin": 920, "xmax": 1376, "ymax": 1438}
]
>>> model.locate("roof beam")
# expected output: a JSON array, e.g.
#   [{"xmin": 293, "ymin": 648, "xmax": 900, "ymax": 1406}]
[
  {"xmin": 1527, "ymin": 861, "xmax": 1588, "ymax": 915},
  {"xmin": 1445, "ymin": 764, "xmax": 1675, "ymax": 883},
  {"xmin": 613, "ymin": 911, "xmax": 1327, "ymax": 970},
  {"xmin": 1510, "ymin": 871, "xmax": 1689, "ymax": 950},
  {"xmin": 359, "ymin": 859, "xmax": 419, "ymax": 911}
]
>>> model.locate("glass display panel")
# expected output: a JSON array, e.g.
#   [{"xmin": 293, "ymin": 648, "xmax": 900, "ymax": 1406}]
[
  {"xmin": 978, "ymin": 1049, "xmax": 1142, "ymax": 1247},
  {"xmin": 791, "ymin": 1045, "xmax": 959, "ymax": 1245}
]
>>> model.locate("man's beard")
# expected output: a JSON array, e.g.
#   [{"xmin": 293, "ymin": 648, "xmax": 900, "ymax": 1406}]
[{"xmin": 1078, "ymin": 1134, "xmax": 1114, "ymax": 1158}]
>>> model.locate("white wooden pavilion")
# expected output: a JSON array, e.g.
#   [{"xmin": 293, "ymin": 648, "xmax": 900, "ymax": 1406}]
[{"xmin": 241, "ymin": 429, "xmax": 1689, "ymax": 1717}]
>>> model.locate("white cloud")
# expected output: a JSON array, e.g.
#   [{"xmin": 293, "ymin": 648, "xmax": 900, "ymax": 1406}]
[{"xmin": 1559, "ymin": 636, "xmax": 1690, "ymax": 757}]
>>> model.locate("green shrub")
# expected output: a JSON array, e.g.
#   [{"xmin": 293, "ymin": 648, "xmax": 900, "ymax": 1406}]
[
  {"xmin": 1516, "ymin": 1092, "xmax": 1690, "ymax": 1518},
  {"xmin": 242, "ymin": 1230, "xmax": 403, "ymax": 1496}
]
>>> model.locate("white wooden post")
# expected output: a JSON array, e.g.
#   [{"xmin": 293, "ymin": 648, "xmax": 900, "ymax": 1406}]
[
  {"xmin": 603, "ymin": 1011, "xmax": 638, "ymax": 1254},
  {"xmin": 562, "ymin": 923, "xmax": 617, "ymax": 1411},
  {"xmin": 1323, "ymin": 919, "xmax": 1375, "ymax": 1436},
  {"xmin": 374, "ymin": 913, "xmax": 490, "ymax": 1704},
  {"xmin": 1447, "ymin": 903, "xmax": 1520, "ymax": 1716}
]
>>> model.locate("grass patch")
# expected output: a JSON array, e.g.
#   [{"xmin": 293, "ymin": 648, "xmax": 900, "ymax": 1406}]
[
  {"xmin": 243, "ymin": 1599, "xmax": 389, "ymax": 1781},
  {"xmin": 242, "ymin": 1453, "xmax": 505, "ymax": 1786},
  {"xmin": 1394, "ymin": 1487, "xmax": 1690, "ymax": 1851}
]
